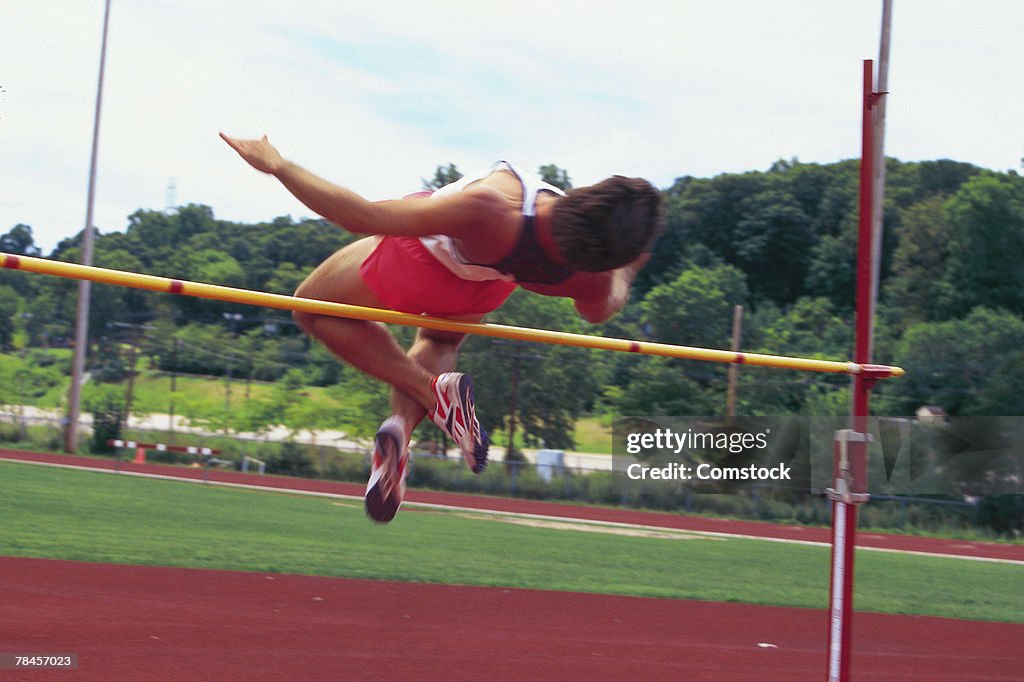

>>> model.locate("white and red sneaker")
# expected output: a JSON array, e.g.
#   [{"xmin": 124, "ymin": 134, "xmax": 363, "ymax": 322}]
[
  {"xmin": 430, "ymin": 372, "xmax": 489, "ymax": 474},
  {"xmin": 364, "ymin": 416, "xmax": 410, "ymax": 523}
]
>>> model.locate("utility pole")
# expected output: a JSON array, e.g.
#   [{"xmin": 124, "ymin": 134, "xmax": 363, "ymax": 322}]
[
  {"xmin": 169, "ymin": 337, "xmax": 179, "ymax": 442},
  {"xmin": 122, "ymin": 331, "xmax": 140, "ymax": 427},
  {"xmin": 726, "ymin": 305, "xmax": 744, "ymax": 417},
  {"xmin": 506, "ymin": 344, "xmax": 521, "ymax": 460},
  {"xmin": 222, "ymin": 312, "xmax": 243, "ymax": 422},
  {"xmin": 110, "ymin": 321, "xmax": 152, "ymax": 430},
  {"xmin": 65, "ymin": 0, "xmax": 113, "ymax": 453}
]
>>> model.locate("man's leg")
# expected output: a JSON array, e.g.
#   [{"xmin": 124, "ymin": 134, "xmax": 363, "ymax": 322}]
[
  {"xmin": 292, "ymin": 237, "xmax": 434, "ymax": 411},
  {"xmin": 295, "ymin": 237, "xmax": 489, "ymax": 478},
  {"xmin": 295, "ymin": 237, "xmax": 440, "ymax": 522},
  {"xmin": 390, "ymin": 327, "xmax": 473, "ymax": 441}
]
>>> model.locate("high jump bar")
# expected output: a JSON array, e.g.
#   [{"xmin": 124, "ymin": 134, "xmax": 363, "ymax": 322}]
[{"xmin": 0, "ymin": 252, "xmax": 903, "ymax": 378}]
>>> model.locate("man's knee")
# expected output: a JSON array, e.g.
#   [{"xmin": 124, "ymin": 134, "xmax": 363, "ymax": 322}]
[{"xmin": 417, "ymin": 327, "xmax": 468, "ymax": 349}]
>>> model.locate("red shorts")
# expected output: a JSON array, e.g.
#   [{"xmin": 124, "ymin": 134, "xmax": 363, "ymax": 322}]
[{"xmin": 359, "ymin": 236, "xmax": 517, "ymax": 316}]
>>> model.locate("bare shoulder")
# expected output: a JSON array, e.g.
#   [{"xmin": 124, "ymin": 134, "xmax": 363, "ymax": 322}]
[
  {"xmin": 433, "ymin": 182, "xmax": 516, "ymax": 230},
  {"xmin": 449, "ymin": 170, "xmax": 523, "ymax": 211},
  {"xmin": 477, "ymin": 168, "xmax": 524, "ymax": 194}
]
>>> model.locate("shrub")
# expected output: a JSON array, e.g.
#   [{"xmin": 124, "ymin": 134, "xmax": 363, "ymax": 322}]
[
  {"xmin": 978, "ymin": 495, "xmax": 1024, "ymax": 535},
  {"xmin": 264, "ymin": 441, "xmax": 316, "ymax": 477},
  {"xmin": 86, "ymin": 387, "xmax": 124, "ymax": 454}
]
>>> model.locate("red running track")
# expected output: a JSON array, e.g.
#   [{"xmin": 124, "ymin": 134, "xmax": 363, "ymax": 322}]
[
  {"xmin": 2, "ymin": 449, "xmax": 1023, "ymax": 680},
  {"xmin": 1, "ymin": 557, "xmax": 1022, "ymax": 681}
]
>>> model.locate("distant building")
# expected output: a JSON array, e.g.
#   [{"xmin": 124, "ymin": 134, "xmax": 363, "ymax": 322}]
[{"xmin": 915, "ymin": 405, "xmax": 948, "ymax": 425}]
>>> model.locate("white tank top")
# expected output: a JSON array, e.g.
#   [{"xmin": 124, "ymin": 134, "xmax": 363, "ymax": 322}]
[{"xmin": 418, "ymin": 161, "xmax": 566, "ymax": 282}]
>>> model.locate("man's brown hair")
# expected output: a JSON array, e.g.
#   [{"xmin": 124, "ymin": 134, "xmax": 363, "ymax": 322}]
[{"xmin": 550, "ymin": 176, "xmax": 663, "ymax": 272}]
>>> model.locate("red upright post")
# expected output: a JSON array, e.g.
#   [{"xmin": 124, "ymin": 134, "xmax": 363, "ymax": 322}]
[{"xmin": 827, "ymin": 59, "xmax": 881, "ymax": 682}]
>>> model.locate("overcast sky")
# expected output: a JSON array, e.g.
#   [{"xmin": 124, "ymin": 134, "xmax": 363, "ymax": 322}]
[{"xmin": 3, "ymin": 0, "xmax": 1022, "ymax": 253}]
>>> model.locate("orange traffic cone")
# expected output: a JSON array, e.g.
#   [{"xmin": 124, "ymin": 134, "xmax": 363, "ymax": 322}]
[{"xmin": 133, "ymin": 446, "xmax": 146, "ymax": 464}]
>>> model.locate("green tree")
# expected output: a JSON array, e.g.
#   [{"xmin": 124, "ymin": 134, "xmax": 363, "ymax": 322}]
[
  {"xmin": 754, "ymin": 296, "xmax": 851, "ymax": 360},
  {"xmin": 641, "ymin": 262, "xmax": 749, "ymax": 349},
  {"xmin": 614, "ymin": 357, "xmax": 718, "ymax": 416},
  {"xmin": 83, "ymin": 383, "xmax": 125, "ymax": 454},
  {"xmin": 459, "ymin": 290, "xmax": 604, "ymax": 451},
  {"xmin": 733, "ymin": 189, "xmax": 813, "ymax": 304},
  {"xmin": 938, "ymin": 172, "xmax": 1024, "ymax": 317},
  {"xmin": 616, "ymin": 263, "xmax": 748, "ymax": 416},
  {"xmin": 883, "ymin": 307, "xmax": 1024, "ymax": 416},
  {"xmin": 333, "ymin": 370, "xmax": 390, "ymax": 442},
  {"xmin": 970, "ymin": 351, "xmax": 1024, "ymax": 416},
  {"xmin": 0, "ymin": 224, "xmax": 41, "ymax": 256},
  {"xmin": 883, "ymin": 195, "xmax": 950, "ymax": 325},
  {"xmin": 737, "ymin": 297, "xmax": 852, "ymax": 415},
  {"xmin": 265, "ymin": 262, "xmax": 309, "ymax": 295},
  {"xmin": 804, "ymin": 217, "xmax": 858, "ymax": 313},
  {"xmin": 0, "ymin": 285, "xmax": 22, "ymax": 349},
  {"xmin": 911, "ymin": 159, "xmax": 981, "ymax": 201},
  {"xmin": 537, "ymin": 164, "xmax": 573, "ymax": 191},
  {"xmin": 423, "ymin": 163, "xmax": 462, "ymax": 190}
]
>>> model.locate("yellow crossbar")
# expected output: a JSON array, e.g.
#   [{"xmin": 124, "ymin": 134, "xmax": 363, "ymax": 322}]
[{"xmin": 0, "ymin": 252, "xmax": 903, "ymax": 378}]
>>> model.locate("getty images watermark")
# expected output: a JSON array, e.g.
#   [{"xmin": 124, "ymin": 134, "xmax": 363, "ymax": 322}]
[
  {"xmin": 612, "ymin": 415, "xmax": 1024, "ymax": 497},
  {"xmin": 613, "ymin": 417, "xmax": 811, "ymax": 495},
  {"xmin": 623, "ymin": 427, "xmax": 793, "ymax": 483}
]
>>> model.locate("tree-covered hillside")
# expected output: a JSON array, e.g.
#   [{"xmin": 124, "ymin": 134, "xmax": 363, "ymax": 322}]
[{"xmin": 3, "ymin": 157, "xmax": 1023, "ymax": 449}]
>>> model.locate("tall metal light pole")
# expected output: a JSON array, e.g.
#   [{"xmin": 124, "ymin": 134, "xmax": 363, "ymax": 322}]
[
  {"xmin": 869, "ymin": 0, "xmax": 893, "ymax": 352},
  {"xmin": 65, "ymin": 0, "xmax": 113, "ymax": 453}
]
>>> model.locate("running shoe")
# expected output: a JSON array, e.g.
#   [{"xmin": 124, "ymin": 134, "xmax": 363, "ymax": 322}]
[
  {"xmin": 430, "ymin": 372, "xmax": 489, "ymax": 474},
  {"xmin": 364, "ymin": 416, "xmax": 410, "ymax": 523}
]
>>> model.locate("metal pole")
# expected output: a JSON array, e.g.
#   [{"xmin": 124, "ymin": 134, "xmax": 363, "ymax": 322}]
[
  {"xmin": 122, "ymin": 331, "xmax": 140, "ymax": 428},
  {"xmin": 506, "ymin": 346, "xmax": 520, "ymax": 463},
  {"xmin": 726, "ymin": 305, "xmax": 744, "ymax": 417},
  {"xmin": 65, "ymin": 0, "xmax": 113, "ymax": 453},
  {"xmin": 869, "ymin": 0, "xmax": 893, "ymax": 345},
  {"xmin": 169, "ymin": 337, "xmax": 179, "ymax": 441},
  {"xmin": 828, "ymin": 58, "xmax": 880, "ymax": 682}
]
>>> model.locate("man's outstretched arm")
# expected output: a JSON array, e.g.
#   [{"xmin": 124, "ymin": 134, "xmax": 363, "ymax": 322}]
[{"xmin": 220, "ymin": 133, "xmax": 499, "ymax": 238}]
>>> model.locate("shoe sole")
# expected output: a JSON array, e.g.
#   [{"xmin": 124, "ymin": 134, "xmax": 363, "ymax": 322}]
[
  {"xmin": 365, "ymin": 423, "xmax": 405, "ymax": 523},
  {"xmin": 453, "ymin": 374, "xmax": 488, "ymax": 474}
]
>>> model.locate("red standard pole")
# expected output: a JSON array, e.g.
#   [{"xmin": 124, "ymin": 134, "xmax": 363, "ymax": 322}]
[{"xmin": 828, "ymin": 59, "xmax": 878, "ymax": 682}]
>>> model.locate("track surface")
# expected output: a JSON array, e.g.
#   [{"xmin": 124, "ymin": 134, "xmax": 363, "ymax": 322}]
[{"xmin": 2, "ymin": 450, "xmax": 1022, "ymax": 680}]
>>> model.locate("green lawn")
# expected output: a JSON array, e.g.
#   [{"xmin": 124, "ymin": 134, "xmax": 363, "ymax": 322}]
[
  {"xmin": 125, "ymin": 373, "xmax": 282, "ymax": 415},
  {"xmin": 0, "ymin": 349, "xmax": 72, "ymax": 407},
  {"xmin": 573, "ymin": 416, "xmax": 613, "ymax": 453},
  {"xmin": 1, "ymin": 460, "xmax": 1020, "ymax": 623}
]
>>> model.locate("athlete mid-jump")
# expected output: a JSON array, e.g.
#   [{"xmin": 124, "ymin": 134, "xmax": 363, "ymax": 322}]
[{"xmin": 222, "ymin": 132, "xmax": 662, "ymax": 522}]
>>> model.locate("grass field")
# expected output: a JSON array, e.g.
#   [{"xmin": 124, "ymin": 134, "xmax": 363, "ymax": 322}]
[
  {"xmin": 1, "ymin": 460, "xmax": 1020, "ymax": 623},
  {"xmin": 573, "ymin": 416, "xmax": 614, "ymax": 454},
  {"xmin": 125, "ymin": 373, "xmax": 284, "ymax": 416}
]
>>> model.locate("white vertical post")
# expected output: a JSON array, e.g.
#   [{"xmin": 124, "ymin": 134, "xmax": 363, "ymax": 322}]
[{"xmin": 869, "ymin": 0, "xmax": 893, "ymax": 341}]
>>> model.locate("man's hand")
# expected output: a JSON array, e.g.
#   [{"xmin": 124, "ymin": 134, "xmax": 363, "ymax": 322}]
[
  {"xmin": 572, "ymin": 252, "xmax": 651, "ymax": 324},
  {"xmin": 220, "ymin": 132, "xmax": 286, "ymax": 175}
]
